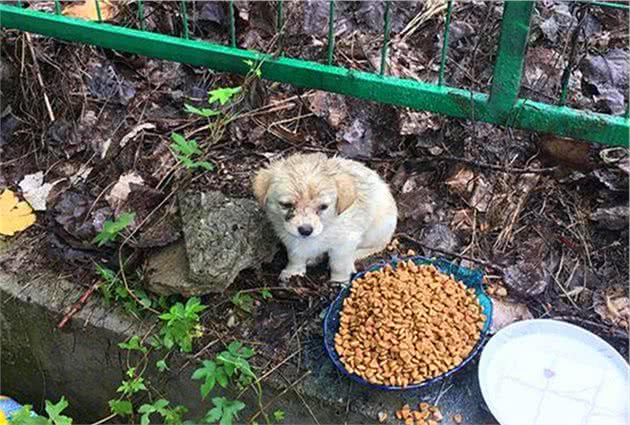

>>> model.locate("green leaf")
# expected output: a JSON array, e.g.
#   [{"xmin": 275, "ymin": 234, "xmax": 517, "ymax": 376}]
[
  {"xmin": 185, "ymin": 104, "xmax": 221, "ymax": 118},
  {"xmin": 260, "ymin": 289, "xmax": 272, "ymax": 300},
  {"xmin": 118, "ymin": 336, "xmax": 147, "ymax": 354},
  {"xmin": 45, "ymin": 397, "xmax": 73, "ymax": 425},
  {"xmin": 116, "ymin": 375, "xmax": 147, "ymax": 396},
  {"xmin": 8, "ymin": 405, "xmax": 48, "ymax": 425},
  {"xmin": 95, "ymin": 264, "xmax": 117, "ymax": 283},
  {"xmin": 138, "ymin": 400, "xmax": 170, "ymax": 425},
  {"xmin": 193, "ymin": 161, "xmax": 215, "ymax": 171},
  {"xmin": 92, "ymin": 212, "xmax": 135, "ymax": 246},
  {"xmin": 156, "ymin": 359, "xmax": 169, "ymax": 372},
  {"xmin": 152, "ymin": 399, "xmax": 170, "ymax": 410},
  {"xmin": 138, "ymin": 404, "xmax": 156, "ymax": 414},
  {"xmin": 203, "ymin": 406, "xmax": 223, "ymax": 424},
  {"xmin": 220, "ymin": 400, "xmax": 245, "ymax": 425},
  {"xmin": 273, "ymin": 409, "xmax": 285, "ymax": 423},
  {"xmin": 176, "ymin": 154, "xmax": 196, "ymax": 169},
  {"xmin": 192, "ymin": 360, "xmax": 218, "ymax": 399},
  {"xmin": 109, "ymin": 399, "xmax": 133, "ymax": 416},
  {"xmin": 231, "ymin": 292, "xmax": 254, "ymax": 313},
  {"xmin": 171, "ymin": 133, "xmax": 201, "ymax": 157},
  {"xmin": 208, "ymin": 87, "xmax": 242, "ymax": 105},
  {"xmin": 215, "ymin": 366, "xmax": 229, "ymax": 388}
]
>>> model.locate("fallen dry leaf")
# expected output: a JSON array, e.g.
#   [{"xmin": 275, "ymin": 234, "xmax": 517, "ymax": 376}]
[
  {"xmin": 446, "ymin": 166, "xmax": 475, "ymax": 196},
  {"xmin": 489, "ymin": 296, "xmax": 533, "ymax": 334},
  {"xmin": 63, "ymin": 0, "xmax": 116, "ymax": 21},
  {"xmin": 0, "ymin": 189, "xmax": 36, "ymax": 236},
  {"xmin": 106, "ymin": 172, "xmax": 144, "ymax": 211},
  {"xmin": 18, "ymin": 171, "xmax": 59, "ymax": 211},
  {"xmin": 470, "ymin": 175, "xmax": 493, "ymax": 213},
  {"xmin": 594, "ymin": 287, "xmax": 629, "ymax": 331}
]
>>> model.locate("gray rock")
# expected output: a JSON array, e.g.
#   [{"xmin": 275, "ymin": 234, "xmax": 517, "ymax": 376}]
[
  {"xmin": 503, "ymin": 261, "xmax": 551, "ymax": 298},
  {"xmin": 144, "ymin": 240, "xmax": 192, "ymax": 296},
  {"xmin": 591, "ymin": 205, "xmax": 629, "ymax": 230},
  {"xmin": 420, "ymin": 223, "xmax": 460, "ymax": 256},
  {"xmin": 179, "ymin": 191, "xmax": 279, "ymax": 293}
]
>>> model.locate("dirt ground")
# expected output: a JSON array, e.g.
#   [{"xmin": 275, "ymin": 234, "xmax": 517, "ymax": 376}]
[{"xmin": 1, "ymin": 0, "xmax": 629, "ymax": 402}]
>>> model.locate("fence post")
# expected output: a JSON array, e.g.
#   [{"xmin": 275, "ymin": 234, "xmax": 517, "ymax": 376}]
[{"xmin": 487, "ymin": 1, "xmax": 535, "ymax": 124}]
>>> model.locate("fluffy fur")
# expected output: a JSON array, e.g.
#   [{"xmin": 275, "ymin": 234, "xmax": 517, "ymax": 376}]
[{"xmin": 253, "ymin": 153, "xmax": 398, "ymax": 283}]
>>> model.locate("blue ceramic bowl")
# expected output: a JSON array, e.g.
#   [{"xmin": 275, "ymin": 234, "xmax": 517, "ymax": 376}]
[{"xmin": 323, "ymin": 255, "xmax": 493, "ymax": 391}]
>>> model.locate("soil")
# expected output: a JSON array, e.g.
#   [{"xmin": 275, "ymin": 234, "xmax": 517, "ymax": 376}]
[{"xmin": 1, "ymin": 0, "xmax": 628, "ymax": 418}]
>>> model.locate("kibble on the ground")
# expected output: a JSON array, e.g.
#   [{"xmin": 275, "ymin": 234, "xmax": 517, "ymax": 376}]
[{"xmin": 334, "ymin": 261, "xmax": 486, "ymax": 387}]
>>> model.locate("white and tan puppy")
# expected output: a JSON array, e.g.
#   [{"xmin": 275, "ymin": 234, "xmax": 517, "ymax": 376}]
[{"xmin": 253, "ymin": 153, "xmax": 397, "ymax": 283}]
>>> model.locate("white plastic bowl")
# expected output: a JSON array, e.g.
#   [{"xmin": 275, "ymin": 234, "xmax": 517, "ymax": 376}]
[{"xmin": 479, "ymin": 319, "xmax": 629, "ymax": 425}]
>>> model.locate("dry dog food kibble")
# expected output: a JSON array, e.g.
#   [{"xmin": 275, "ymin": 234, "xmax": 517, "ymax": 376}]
[
  {"xmin": 334, "ymin": 261, "xmax": 485, "ymax": 387},
  {"xmin": 394, "ymin": 402, "xmax": 444, "ymax": 425}
]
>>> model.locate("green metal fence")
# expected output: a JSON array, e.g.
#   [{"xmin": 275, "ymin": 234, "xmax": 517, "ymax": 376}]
[{"xmin": 0, "ymin": 1, "xmax": 628, "ymax": 147}]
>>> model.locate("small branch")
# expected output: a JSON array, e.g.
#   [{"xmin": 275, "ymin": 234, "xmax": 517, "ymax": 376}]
[
  {"xmin": 396, "ymin": 232, "xmax": 505, "ymax": 273},
  {"xmin": 57, "ymin": 279, "xmax": 100, "ymax": 329},
  {"xmin": 91, "ymin": 413, "xmax": 117, "ymax": 425},
  {"xmin": 406, "ymin": 156, "xmax": 556, "ymax": 174},
  {"xmin": 25, "ymin": 33, "xmax": 55, "ymax": 122}
]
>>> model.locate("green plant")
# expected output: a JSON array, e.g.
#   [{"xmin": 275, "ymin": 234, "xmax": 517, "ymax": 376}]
[
  {"xmin": 96, "ymin": 264, "xmax": 161, "ymax": 317},
  {"xmin": 216, "ymin": 341, "xmax": 256, "ymax": 387},
  {"xmin": 231, "ymin": 291, "xmax": 255, "ymax": 313},
  {"xmin": 10, "ymin": 397, "xmax": 72, "ymax": 425},
  {"xmin": 207, "ymin": 87, "xmax": 242, "ymax": 106},
  {"xmin": 158, "ymin": 297, "xmax": 207, "ymax": 352},
  {"xmin": 108, "ymin": 399, "xmax": 133, "ymax": 417},
  {"xmin": 116, "ymin": 367, "xmax": 148, "ymax": 397},
  {"xmin": 272, "ymin": 409, "xmax": 285, "ymax": 423},
  {"xmin": 156, "ymin": 359, "xmax": 170, "ymax": 372},
  {"xmin": 138, "ymin": 400, "xmax": 188, "ymax": 425},
  {"xmin": 118, "ymin": 335, "xmax": 148, "ymax": 354},
  {"xmin": 260, "ymin": 289, "xmax": 273, "ymax": 300},
  {"xmin": 170, "ymin": 133, "xmax": 215, "ymax": 171},
  {"xmin": 203, "ymin": 397, "xmax": 245, "ymax": 425},
  {"xmin": 184, "ymin": 103, "xmax": 221, "ymax": 117},
  {"xmin": 92, "ymin": 212, "xmax": 135, "ymax": 246},
  {"xmin": 192, "ymin": 360, "xmax": 229, "ymax": 400}
]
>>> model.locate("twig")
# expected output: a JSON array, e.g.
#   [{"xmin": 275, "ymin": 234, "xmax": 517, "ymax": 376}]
[
  {"xmin": 406, "ymin": 156, "xmax": 557, "ymax": 174},
  {"xmin": 91, "ymin": 413, "xmax": 117, "ymax": 425},
  {"xmin": 553, "ymin": 316, "xmax": 628, "ymax": 340},
  {"xmin": 248, "ymin": 371, "xmax": 312, "ymax": 423},
  {"xmin": 396, "ymin": 232, "xmax": 505, "ymax": 272},
  {"xmin": 57, "ymin": 279, "xmax": 100, "ymax": 329},
  {"xmin": 25, "ymin": 33, "xmax": 55, "ymax": 122}
]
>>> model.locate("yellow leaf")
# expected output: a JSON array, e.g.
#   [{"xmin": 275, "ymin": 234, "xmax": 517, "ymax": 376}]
[
  {"xmin": 0, "ymin": 189, "xmax": 37, "ymax": 236},
  {"xmin": 63, "ymin": 0, "xmax": 116, "ymax": 22}
]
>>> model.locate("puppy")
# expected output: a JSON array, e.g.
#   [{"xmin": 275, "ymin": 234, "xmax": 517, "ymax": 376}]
[{"xmin": 253, "ymin": 152, "xmax": 397, "ymax": 283}]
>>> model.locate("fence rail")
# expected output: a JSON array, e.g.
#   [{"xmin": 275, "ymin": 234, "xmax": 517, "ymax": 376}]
[{"xmin": 0, "ymin": 1, "xmax": 628, "ymax": 147}]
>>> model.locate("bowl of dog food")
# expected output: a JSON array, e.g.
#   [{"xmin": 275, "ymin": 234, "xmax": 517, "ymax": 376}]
[{"xmin": 323, "ymin": 255, "xmax": 493, "ymax": 390}]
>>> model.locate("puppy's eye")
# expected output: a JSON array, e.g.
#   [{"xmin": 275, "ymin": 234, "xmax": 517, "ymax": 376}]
[
  {"xmin": 279, "ymin": 202, "xmax": 293, "ymax": 209},
  {"xmin": 319, "ymin": 204, "xmax": 328, "ymax": 211}
]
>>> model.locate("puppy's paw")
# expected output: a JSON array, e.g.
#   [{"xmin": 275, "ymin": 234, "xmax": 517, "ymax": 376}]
[{"xmin": 279, "ymin": 268, "xmax": 305, "ymax": 282}]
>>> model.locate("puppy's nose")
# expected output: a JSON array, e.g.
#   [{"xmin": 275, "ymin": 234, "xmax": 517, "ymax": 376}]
[{"xmin": 298, "ymin": 225, "xmax": 313, "ymax": 236}]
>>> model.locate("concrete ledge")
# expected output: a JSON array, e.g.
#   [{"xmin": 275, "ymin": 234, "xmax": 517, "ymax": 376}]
[{"xmin": 1, "ymin": 241, "xmax": 496, "ymax": 424}]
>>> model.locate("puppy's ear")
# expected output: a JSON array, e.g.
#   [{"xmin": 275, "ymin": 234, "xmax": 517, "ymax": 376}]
[
  {"xmin": 335, "ymin": 174, "xmax": 357, "ymax": 214},
  {"xmin": 252, "ymin": 169, "xmax": 272, "ymax": 207}
]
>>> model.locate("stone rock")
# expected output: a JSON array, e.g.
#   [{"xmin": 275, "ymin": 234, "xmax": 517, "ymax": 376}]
[
  {"xmin": 178, "ymin": 191, "xmax": 279, "ymax": 293},
  {"xmin": 144, "ymin": 241, "xmax": 192, "ymax": 296},
  {"xmin": 420, "ymin": 223, "xmax": 460, "ymax": 257},
  {"xmin": 502, "ymin": 261, "xmax": 551, "ymax": 298},
  {"xmin": 590, "ymin": 205, "xmax": 629, "ymax": 230}
]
